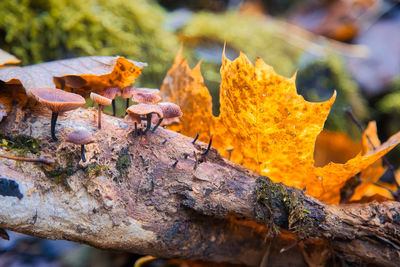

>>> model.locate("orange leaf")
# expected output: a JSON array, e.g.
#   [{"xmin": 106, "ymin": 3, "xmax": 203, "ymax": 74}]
[
  {"xmin": 314, "ymin": 130, "xmax": 362, "ymax": 167},
  {"xmin": 161, "ymin": 50, "xmax": 400, "ymax": 204},
  {"xmin": 350, "ymin": 121, "xmax": 392, "ymax": 201},
  {"xmin": 160, "ymin": 48, "xmax": 214, "ymax": 142}
]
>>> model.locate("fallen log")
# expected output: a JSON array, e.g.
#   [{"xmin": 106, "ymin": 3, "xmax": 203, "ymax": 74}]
[{"xmin": 0, "ymin": 106, "xmax": 399, "ymax": 266}]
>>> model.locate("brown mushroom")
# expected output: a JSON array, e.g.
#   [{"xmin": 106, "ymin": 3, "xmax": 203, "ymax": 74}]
[
  {"xmin": 30, "ymin": 87, "xmax": 85, "ymax": 141},
  {"xmin": 151, "ymin": 102, "xmax": 183, "ymax": 133},
  {"xmin": 124, "ymin": 113, "xmax": 142, "ymax": 137},
  {"xmin": 102, "ymin": 87, "xmax": 122, "ymax": 116},
  {"xmin": 122, "ymin": 86, "xmax": 161, "ymax": 112},
  {"xmin": 65, "ymin": 129, "xmax": 94, "ymax": 162},
  {"xmin": 90, "ymin": 92, "xmax": 112, "ymax": 129},
  {"xmin": 126, "ymin": 104, "xmax": 163, "ymax": 134},
  {"xmin": 132, "ymin": 92, "xmax": 162, "ymax": 105},
  {"xmin": 225, "ymin": 146, "xmax": 234, "ymax": 160}
]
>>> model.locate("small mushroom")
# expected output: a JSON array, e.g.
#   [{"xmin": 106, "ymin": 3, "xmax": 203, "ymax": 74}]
[
  {"xmin": 65, "ymin": 129, "xmax": 94, "ymax": 162},
  {"xmin": 122, "ymin": 86, "xmax": 161, "ymax": 112},
  {"xmin": 132, "ymin": 92, "xmax": 162, "ymax": 105},
  {"xmin": 124, "ymin": 113, "xmax": 142, "ymax": 137},
  {"xmin": 102, "ymin": 87, "xmax": 122, "ymax": 116},
  {"xmin": 151, "ymin": 102, "xmax": 183, "ymax": 132},
  {"xmin": 90, "ymin": 92, "xmax": 112, "ymax": 129},
  {"xmin": 225, "ymin": 146, "xmax": 234, "ymax": 160},
  {"xmin": 30, "ymin": 87, "xmax": 86, "ymax": 141},
  {"xmin": 126, "ymin": 104, "xmax": 163, "ymax": 134}
]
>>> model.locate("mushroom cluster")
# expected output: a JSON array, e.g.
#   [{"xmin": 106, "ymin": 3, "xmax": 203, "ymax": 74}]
[
  {"xmin": 28, "ymin": 81, "xmax": 181, "ymax": 165},
  {"xmin": 125, "ymin": 102, "xmax": 182, "ymax": 136},
  {"xmin": 122, "ymin": 86, "xmax": 161, "ymax": 112}
]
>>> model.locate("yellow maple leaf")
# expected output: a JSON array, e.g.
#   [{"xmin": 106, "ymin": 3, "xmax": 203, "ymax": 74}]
[
  {"xmin": 161, "ymin": 49, "xmax": 400, "ymax": 204},
  {"xmin": 350, "ymin": 121, "xmax": 393, "ymax": 201},
  {"xmin": 161, "ymin": 48, "xmax": 214, "ymax": 140},
  {"xmin": 314, "ymin": 130, "xmax": 362, "ymax": 167}
]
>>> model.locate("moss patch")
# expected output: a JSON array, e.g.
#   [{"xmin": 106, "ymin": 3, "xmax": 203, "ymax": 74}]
[
  {"xmin": 41, "ymin": 162, "xmax": 76, "ymax": 190},
  {"xmin": 86, "ymin": 163, "xmax": 109, "ymax": 178},
  {"xmin": 40, "ymin": 152, "xmax": 78, "ymax": 190},
  {"xmin": 256, "ymin": 176, "xmax": 312, "ymax": 237},
  {"xmin": 115, "ymin": 146, "xmax": 131, "ymax": 181},
  {"xmin": 0, "ymin": 134, "xmax": 39, "ymax": 156}
]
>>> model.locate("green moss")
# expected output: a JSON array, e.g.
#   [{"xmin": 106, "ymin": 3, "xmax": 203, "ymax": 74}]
[
  {"xmin": 86, "ymin": 163, "xmax": 109, "ymax": 178},
  {"xmin": 0, "ymin": 134, "xmax": 40, "ymax": 156},
  {"xmin": 256, "ymin": 176, "xmax": 312, "ymax": 236},
  {"xmin": 41, "ymin": 161, "xmax": 76, "ymax": 190},
  {"xmin": 115, "ymin": 147, "xmax": 131, "ymax": 181},
  {"xmin": 40, "ymin": 151, "xmax": 78, "ymax": 190},
  {"xmin": 0, "ymin": 0, "xmax": 178, "ymax": 88}
]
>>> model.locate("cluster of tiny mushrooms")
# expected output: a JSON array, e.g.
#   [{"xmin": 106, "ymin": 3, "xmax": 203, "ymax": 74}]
[{"xmin": 27, "ymin": 85, "xmax": 187, "ymax": 163}]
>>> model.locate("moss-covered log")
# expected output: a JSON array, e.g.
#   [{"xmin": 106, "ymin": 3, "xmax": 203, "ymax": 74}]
[{"xmin": 0, "ymin": 106, "xmax": 399, "ymax": 266}]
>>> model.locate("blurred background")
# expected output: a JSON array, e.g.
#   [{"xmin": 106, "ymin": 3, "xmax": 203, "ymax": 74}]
[{"xmin": 1, "ymin": 0, "xmax": 399, "ymax": 266}]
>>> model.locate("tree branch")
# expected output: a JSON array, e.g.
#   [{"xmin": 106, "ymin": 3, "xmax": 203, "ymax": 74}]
[{"xmin": 0, "ymin": 107, "xmax": 399, "ymax": 266}]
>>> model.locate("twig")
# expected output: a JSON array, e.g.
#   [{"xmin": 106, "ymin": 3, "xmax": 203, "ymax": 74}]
[{"xmin": 0, "ymin": 154, "xmax": 55, "ymax": 165}]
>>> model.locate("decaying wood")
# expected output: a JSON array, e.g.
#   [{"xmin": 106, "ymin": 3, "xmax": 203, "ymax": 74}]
[{"xmin": 0, "ymin": 106, "xmax": 399, "ymax": 266}]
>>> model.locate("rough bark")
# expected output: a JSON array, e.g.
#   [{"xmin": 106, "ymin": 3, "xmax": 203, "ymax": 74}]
[{"xmin": 0, "ymin": 106, "xmax": 399, "ymax": 266}]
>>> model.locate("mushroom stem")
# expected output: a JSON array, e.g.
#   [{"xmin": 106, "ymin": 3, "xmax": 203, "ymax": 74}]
[
  {"xmin": 112, "ymin": 99, "xmax": 116, "ymax": 116},
  {"xmin": 192, "ymin": 133, "xmax": 199, "ymax": 144},
  {"xmin": 98, "ymin": 104, "xmax": 102, "ymax": 129},
  {"xmin": 51, "ymin": 112, "xmax": 59, "ymax": 141},
  {"xmin": 151, "ymin": 118, "xmax": 164, "ymax": 133},
  {"xmin": 133, "ymin": 122, "xmax": 138, "ymax": 137},
  {"xmin": 201, "ymin": 134, "xmax": 213, "ymax": 156},
  {"xmin": 143, "ymin": 114, "xmax": 152, "ymax": 134},
  {"xmin": 126, "ymin": 98, "xmax": 130, "ymax": 114},
  {"xmin": 81, "ymin": 144, "xmax": 86, "ymax": 162}
]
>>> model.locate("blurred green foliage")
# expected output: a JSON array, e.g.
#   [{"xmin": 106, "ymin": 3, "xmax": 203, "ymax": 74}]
[
  {"xmin": 377, "ymin": 77, "xmax": 400, "ymax": 113},
  {"xmin": 180, "ymin": 12, "xmax": 301, "ymax": 77},
  {"xmin": 296, "ymin": 55, "xmax": 368, "ymax": 134},
  {"xmin": 0, "ymin": 0, "xmax": 178, "ymax": 87}
]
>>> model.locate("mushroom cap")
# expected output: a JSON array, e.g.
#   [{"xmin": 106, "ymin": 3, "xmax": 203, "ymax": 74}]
[
  {"xmin": 122, "ymin": 86, "xmax": 160, "ymax": 98},
  {"xmin": 152, "ymin": 116, "xmax": 180, "ymax": 126},
  {"xmin": 65, "ymin": 129, "xmax": 94, "ymax": 145},
  {"xmin": 124, "ymin": 113, "xmax": 142, "ymax": 127},
  {"xmin": 122, "ymin": 86, "xmax": 137, "ymax": 98},
  {"xmin": 132, "ymin": 92, "xmax": 162, "ymax": 104},
  {"xmin": 30, "ymin": 87, "xmax": 86, "ymax": 113},
  {"xmin": 156, "ymin": 102, "xmax": 183, "ymax": 119},
  {"xmin": 126, "ymin": 103, "xmax": 163, "ymax": 118},
  {"xmin": 103, "ymin": 87, "xmax": 122, "ymax": 99},
  {"xmin": 90, "ymin": 92, "xmax": 112, "ymax": 106}
]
